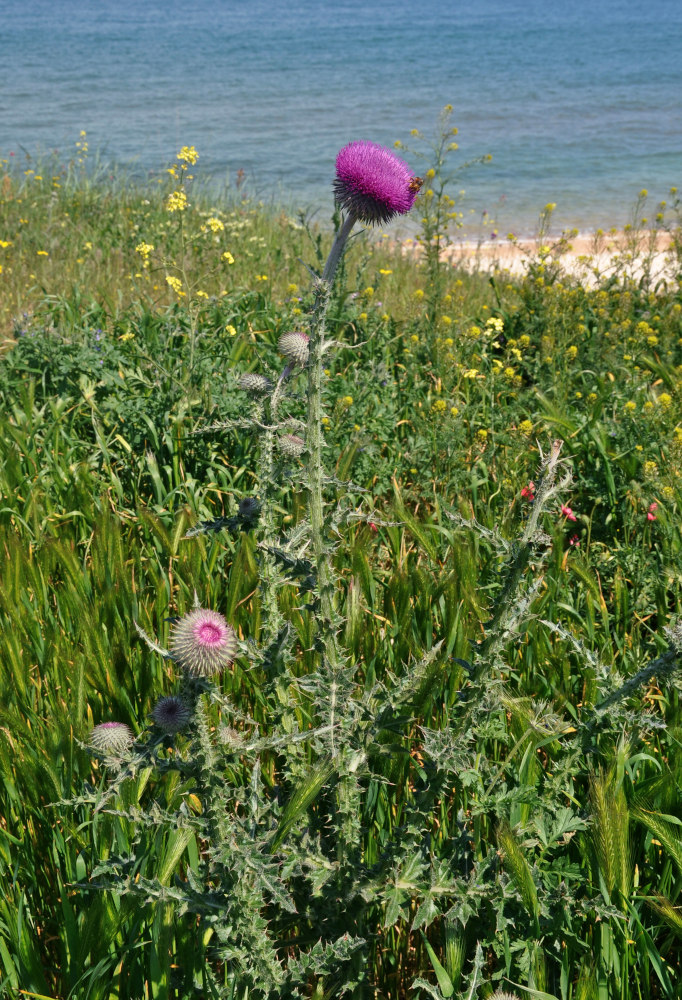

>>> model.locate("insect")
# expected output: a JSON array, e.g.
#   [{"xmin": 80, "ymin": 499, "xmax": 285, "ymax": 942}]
[{"xmin": 408, "ymin": 176, "xmax": 425, "ymax": 193}]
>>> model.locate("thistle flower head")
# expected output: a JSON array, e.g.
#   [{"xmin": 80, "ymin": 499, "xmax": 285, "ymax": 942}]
[
  {"xmin": 490, "ymin": 992, "xmax": 521, "ymax": 1000},
  {"xmin": 238, "ymin": 496, "xmax": 261, "ymax": 523},
  {"xmin": 239, "ymin": 372, "xmax": 272, "ymax": 396},
  {"xmin": 89, "ymin": 722, "xmax": 134, "ymax": 756},
  {"xmin": 278, "ymin": 434, "xmax": 305, "ymax": 458},
  {"xmin": 170, "ymin": 608, "xmax": 237, "ymax": 678},
  {"xmin": 151, "ymin": 695, "xmax": 192, "ymax": 733},
  {"xmin": 278, "ymin": 331, "xmax": 309, "ymax": 367},
  {"xmin": 334, "ymin": 140, "xmax": 422, "ymax": 226}
]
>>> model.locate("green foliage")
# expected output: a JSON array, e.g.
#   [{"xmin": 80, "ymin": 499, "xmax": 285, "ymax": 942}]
[{"xmin": 2, "ymin": 128, "xmax": 682, "ymax": 1000}]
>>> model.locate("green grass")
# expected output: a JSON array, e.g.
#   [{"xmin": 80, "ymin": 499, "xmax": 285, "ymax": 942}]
[{"xmin": 2, "ymin": 142, "xmax": 682, "ymax": 999}]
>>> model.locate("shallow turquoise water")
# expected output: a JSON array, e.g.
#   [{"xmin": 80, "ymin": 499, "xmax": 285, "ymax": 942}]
[{"xmin": 1, "ymin": 0, "xmax": 680, "ymax": 234}]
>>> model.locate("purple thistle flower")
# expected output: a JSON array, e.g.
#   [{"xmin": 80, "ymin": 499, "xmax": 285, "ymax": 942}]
[
  {"xmin": 334, "ymin": 141, "xmax": 422, "ymax": 226},
  {"xmin": 151, "ymin": 695, "xmax": 192, "ymax": 733},
  {"xmin": 278, "ymin": 331, "xmax": 309, "ymax": 367},
  {"xmin": 89, "ymin": 721, "xmax": 134, "ymax": 755},
  {"xmin": 170, "ymin": 608, "xmax": 237, "ymax": 678}
]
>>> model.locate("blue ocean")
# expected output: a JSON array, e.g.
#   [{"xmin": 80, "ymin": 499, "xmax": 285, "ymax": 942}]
[{"xmin": 1, "ymin": 0, "xmax": 681, "ymax": 235}]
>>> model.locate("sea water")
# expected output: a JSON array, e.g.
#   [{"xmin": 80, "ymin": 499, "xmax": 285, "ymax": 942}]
[{"xmin": 1, "ymin": 0, "xmax": 681, "ymax": 235}]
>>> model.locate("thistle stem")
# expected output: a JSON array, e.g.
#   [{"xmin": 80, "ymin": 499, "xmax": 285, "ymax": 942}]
[{"xmin": 304, "ymin": 212, "xmax": 357, "ymax": 747}]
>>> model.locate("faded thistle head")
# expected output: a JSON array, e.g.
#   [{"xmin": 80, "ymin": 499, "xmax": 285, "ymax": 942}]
[
  {"xmin": 334, "ymin": 140, "xmax": 422, "ymax": 226},
  {"xmin": 151, "ymin": 695, "xmax": 192, "ymax": 733},
  {"xmin": 89, "ymin": 722, "xmax": 134, "ymax": 756},
  {"xmin": 170, "ymin": 608, "xmax": 238, "ymax": 678},
  {"xmin": 278, "ymin": 331, "xmax": 309, "ymax": 367}
]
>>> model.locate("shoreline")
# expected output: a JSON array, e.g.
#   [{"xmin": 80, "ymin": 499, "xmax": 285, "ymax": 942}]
[{"xmin": 395, "ymin": 228, "xmax": 680, "ymax": 285}]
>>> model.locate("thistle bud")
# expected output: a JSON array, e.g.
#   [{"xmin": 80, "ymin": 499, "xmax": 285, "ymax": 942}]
[
  {"xmin": 151, "ymin": 695, "xmax": 192, "ymax": 733},
  {"xmin": 89, "ymin": 722, "xmax": 134, "ymax": 756},
  {"xmin": 278, "ymin": 434, "xmax": 305, "ymax": 458},
  {"xmin": 239, "ymin": 373, "xmax": 272, "ymax": 396},
  {"xmin": 278, "ymin": 332, "xmax": 309, "ymax": 366}
]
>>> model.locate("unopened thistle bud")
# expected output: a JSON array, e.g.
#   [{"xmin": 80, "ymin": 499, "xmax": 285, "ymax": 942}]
[
  {"xmin": 89, "ymin": 722, "xmax": 134, "ymax": 755},
  {"xmin": 278, "ymin": 434, "xmax": 305, "ymax": 458},
  {"xmin": 239, "ymin": 373, "xmax": 272, "ymax": 396},
  {"xmin": 278, "ymin": 331, "xmax": 309, "ymax": 366},
  {"xmin": 151, "ymin": 695, "xmax": 192, "ymax": 733},
  {"xmin": 238, "ymin": 496, "xmax": 261, "ymax": 523},
  {"xmin": 170, "ymin": 608, "xmax": 238, "ymax": 678}
]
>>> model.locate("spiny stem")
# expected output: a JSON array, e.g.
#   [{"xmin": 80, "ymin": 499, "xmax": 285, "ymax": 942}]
[{"xmin": 304, "ymin": 212, "xmax": 357, "ymax": 756}]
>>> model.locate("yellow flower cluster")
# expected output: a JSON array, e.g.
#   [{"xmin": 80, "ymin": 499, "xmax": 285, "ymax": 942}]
[
  {"xmin": 204, "ymin": 217, "xmax": 224, "ymax": 233},
  {"xmin": 432, "ymin": 399, "xmax": 447, "ymax": 414},
  {"xmin": 166, "ymin": 275, "xmax": 185, "ymax": 296},
  {"xmin": 177, "ymin": 145, "xmax": 199, "ymax": 164},
  {"xmin": 166, "ymin": 191, "xmax": 188, "ymax": 213},
  {"xmin": 222, "ymin": 251, "xmax": 235, "ymax": 264},
  {"xmin": 518, "ymin": 420, "xmax": 533, "ymax": 436},
  {"xmin": 135, "ymin": 242, "xmax": 154, "ymax": 259}
]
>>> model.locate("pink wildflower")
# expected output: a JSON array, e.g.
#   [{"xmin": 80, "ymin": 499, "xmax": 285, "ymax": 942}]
[
  {"xmin": 647, "ymin": 502, "xmax": 658, "ymax": 521},
  {"xmin": 521, "ymin": 481, "xmax": 535, "ymax": 501},
  {"xmin": 334, "ymin": 141, "xmax": 422, "ymax": 226},
  {"xmin": 569, "ymin": 534, "xmax": 580, "ymax": 547},
  {"xmin": 170, "ymin": 608, "xmax": 237, "ymax": 678},
  {"xmin": 561, "ymin": 504, "xmax": 576, "ymax": 521}
]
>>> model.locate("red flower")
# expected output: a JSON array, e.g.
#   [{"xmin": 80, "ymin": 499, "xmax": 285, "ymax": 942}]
[
  {"xmin": 647, "ymin": 502, "xmax": 658, "ymax": 521},
  {"xmin": 569, "ymin": 534, "xmax": 580, "ymax": 547},
  {"xmin": 561, "ymin": 504, "xmax": 576, "ymax": 521},
  {"xmin": 521, "ymin": 481, "xmax": 535, "ymax": 501}
]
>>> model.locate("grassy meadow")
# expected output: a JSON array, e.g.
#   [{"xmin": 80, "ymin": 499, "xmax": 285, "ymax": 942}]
[{"xmin": 2, "ymin": 131, "xmax": 682, "ymax": 999}]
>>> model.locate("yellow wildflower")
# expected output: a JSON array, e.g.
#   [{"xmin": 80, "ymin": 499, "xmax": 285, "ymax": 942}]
[
  {"xmin": 166, "ymin": 190, "xmax": 188, "ymax": 212},
  {"xmin": 177, "ymin": 145, "xmax": 199, "ymax": 164},
  {"xmin": 518, "ymin": 419, "xmax": 533, "ymax": 435},
  {"xmin": 379, "ymin": 268, "xmax": 393, "ymax": 275},
  {"xmin": 413, "ymin": 289, "xmax": 424, "ymax": 299},
  {"xmin": 432, "ymin": 399, "xmax": 447, "ymax": 414},
  {"xmin": 204, "ymin": 217, "xmax": 224, "ymax": 233},
  {"xmin": 566, "ymin": 345, "xmax": 578, "ymax": 360},
  {"xmin": 658, "ymin": 393, "xmax": 672, "ymax": 408},
  {"xmin": 166, "ymin": 275, "xmax": 185, "ymax": 296},
  {"xmin": 222, "ymin": 251, "xmax": 235, "ymax": 264},
  {"xmin": 226, "ymin": 325, "xmax": 237, "ymax": 336}
]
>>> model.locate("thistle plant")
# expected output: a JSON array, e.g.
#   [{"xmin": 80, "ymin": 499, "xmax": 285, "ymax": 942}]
[{"xmin": 72, "ymin": 139, "xmax": 682, "ymax": 1000}]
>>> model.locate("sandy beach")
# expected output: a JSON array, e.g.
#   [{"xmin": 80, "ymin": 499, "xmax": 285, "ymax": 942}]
[{"xmin": 399, "ymin": 229, "xmax": 680, "ymax": 287}]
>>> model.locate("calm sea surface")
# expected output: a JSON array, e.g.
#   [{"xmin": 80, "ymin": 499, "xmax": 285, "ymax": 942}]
[{"xmin": 2, "ymin": 0, "xmax": 681, "ymax": 234}]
